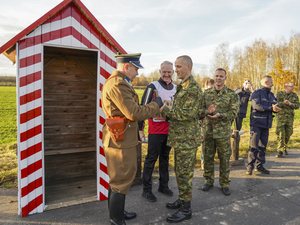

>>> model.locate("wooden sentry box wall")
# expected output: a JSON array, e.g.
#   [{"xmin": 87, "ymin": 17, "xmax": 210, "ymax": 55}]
[{"xmin": 0, "ymin": 0, "xmax": 126, "ymax": 217}]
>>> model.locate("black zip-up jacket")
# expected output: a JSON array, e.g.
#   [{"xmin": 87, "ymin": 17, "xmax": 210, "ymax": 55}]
[{"xmin": 235, "ymin": 87, "xmax": 251, "ymax": 118}]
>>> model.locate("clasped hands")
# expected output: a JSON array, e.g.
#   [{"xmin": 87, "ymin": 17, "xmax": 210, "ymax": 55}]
[
  {"xmin": 272, "ymin": 103, "xmax": 281, "ymax": 112},
  {"xmin": 206, "ymin": 105, "xmax": 219, "ymax": 118},
  {"xmin": 283, "ymin": 98, "xmax": 292, "ymax": 106}
]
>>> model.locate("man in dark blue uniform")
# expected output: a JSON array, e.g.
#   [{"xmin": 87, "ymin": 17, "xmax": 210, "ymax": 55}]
[{"xmin": 246, "ymin": 75, "xmax": 280, "ymax": 175}]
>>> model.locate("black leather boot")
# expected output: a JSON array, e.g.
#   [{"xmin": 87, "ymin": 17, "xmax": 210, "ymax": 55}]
[
  {"xmin": 108, "ymin": 191, "xmax": 126, "ymax": 225},
  {"xmin": 166, "ymin": 201, "xmax": 192, "ymax": 223}
]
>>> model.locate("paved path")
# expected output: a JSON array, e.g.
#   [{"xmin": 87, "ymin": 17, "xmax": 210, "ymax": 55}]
[{"xmin": 1, "ymin": 150, "xmax": 300, "ymax": 225}]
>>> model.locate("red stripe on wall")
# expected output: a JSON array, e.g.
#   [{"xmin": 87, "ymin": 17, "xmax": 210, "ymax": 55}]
[
  {"xmin": 100, "ymin": 192, "xmax": 108, "ymax": 201},
  {"xmin": 20, "ymin": 90, "xmax": 42, "ymax": 106},
  {"xmin": 100, "ymin": 163, "xmax": 107, "ymax": 174},
  {"xmin": 21, "ymin": 177, "xmax": 43, "ymax": 197},
  {"xmin": 19, "ymin": 25, "xmax": 99, "ymax": 51},
  {"xmin": 19, "ymin": 54, "xmax": 41, "ymax": 68},
  {"xmin": 19, "ymin": 71, "xmax": 41, "ymax": 87},
  {"xmin": 99, "ymin": 131, "xmax": 102, "ymax": 140},
  {"xmin": 100, "ymin": 146, "xmax": 105, "ymax": 156},
  {"xmin": 20, "ymin": 107, "xmax": 42, "ymax": 124},
  {"xmin": 20, "ymin": 125, "xmax": 42, "ymax": 143},
  {"xmin": 100, "ymin": 35, "xmax": 117, "ymax": 54},
  {"xmin": 100, "ymin": 83, "xmax": 103, "ymax": 91},
  {"xmin": 100, "ymin": 51, "xmax": 116, "ymax": 69},
  {"xmin": 21, "ymin": 142, "xmax": 42, "ymax": 161},
  {"xmin": 99, "ymin": 116, "xmax": 105, "ymax": 125},
  {"xmin": 100, "ymin": 177, "xmax": 109, "ymax": 190},
  {"xmin": 21, "ymin": 159, "xmax": 42, "ymax": 179},
  {"xmin": 21, "ymin": 194, "xmax": 43, "ymax": 217},
  {"xmin": 100, "ymin": 67, "xmax": 110, "ymax": 79}
]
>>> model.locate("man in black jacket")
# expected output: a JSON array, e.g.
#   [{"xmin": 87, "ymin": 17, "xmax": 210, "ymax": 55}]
[
  {"xmin": 234, "ymin": 79, "xmax": 253, "ymax": 131},
  {"xmin": 245, "ymin": 75, "xmax": 280, "ymax": 175}
]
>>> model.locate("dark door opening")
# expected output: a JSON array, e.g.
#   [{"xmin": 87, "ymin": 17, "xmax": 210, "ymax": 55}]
[{"xmin": 43, "ymin": 46, "xmax": 98, "ymax": 206}]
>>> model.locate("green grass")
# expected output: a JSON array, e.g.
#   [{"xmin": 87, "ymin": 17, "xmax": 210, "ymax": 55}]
[
  {"xmin": 0, "ymin": 86, "xmax": 17, "ymax": 144},
  {"xmin": 0, "ymin": 142, "xmax": 17, "ymax": 187},
  {"xmin": 0, "ymin": 86, "xmax": 17, "ymax": 187}
]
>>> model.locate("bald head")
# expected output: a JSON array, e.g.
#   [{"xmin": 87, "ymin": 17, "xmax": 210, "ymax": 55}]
[{"xmin": 176, "ymin": 55, "xmax": 193, "ymax": 69}]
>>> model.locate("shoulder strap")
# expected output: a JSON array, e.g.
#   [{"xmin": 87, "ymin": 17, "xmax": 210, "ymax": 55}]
[{"xmin": 103, "ymin": 74, "xmax": 121, "ymax": 118}]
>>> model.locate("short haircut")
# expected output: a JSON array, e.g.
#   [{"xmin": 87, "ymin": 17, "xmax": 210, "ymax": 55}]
[
  {"xmin": 284, "ymin": 81, "xmax": 294, "ymax": 87},
  {"xmin": 205, "ymin": 78, "xmax": 215, "ymax": 86},
  {"xmin": 261, "ymin": 75, "xmax": 272, "ymax": 85},
  {"xmin": 177, "ymin": 55, "xmax": 193, "ymax": 69},
  {"xmin": 215, "ymin": 68, "xmax": 226, "ymax": 76},
  {"xmin": 160, "ymin": 61, "xmax": 173, "ymax": 69}
]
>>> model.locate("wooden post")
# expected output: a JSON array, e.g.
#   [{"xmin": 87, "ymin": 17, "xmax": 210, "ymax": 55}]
[
  {"xmin": 230, "ymin": 130, "xmax": 244, "ymax": 166},
  {"xmin": 132, "ymin": 143, "xmax": 143, "ymax": 185},
  {"xmin": 135, "ymin": 143, "xmax": 142, "ymax": 178},
  {"xmin": 231, "ymin": 130, "xmax": 240, "ymax": 160}
]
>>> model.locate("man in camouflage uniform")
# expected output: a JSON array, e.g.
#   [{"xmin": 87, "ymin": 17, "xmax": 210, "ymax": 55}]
[
  {"xmin": 202, "ymin": 68, "xmax": 239, "ymax": 196},
  {"xmin": 275, "ymin": 81, "xmax": 299, "ymax": 158},
  {"xmin": 161, "ymin": 55, "xmax": 215, "ymax": 223}
]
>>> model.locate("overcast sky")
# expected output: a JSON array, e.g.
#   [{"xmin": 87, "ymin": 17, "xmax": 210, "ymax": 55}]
[{"xmin": 0, "ymin": 0, "xmax": 300, "ymax": 76}]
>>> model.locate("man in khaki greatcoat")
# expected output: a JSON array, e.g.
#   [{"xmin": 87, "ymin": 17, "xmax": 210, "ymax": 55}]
[{"xmin": 102, "ymin": 53, "xmax": 164, "ymax": 225}]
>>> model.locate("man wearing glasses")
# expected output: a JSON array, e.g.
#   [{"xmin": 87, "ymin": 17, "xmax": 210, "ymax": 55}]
[{"xmin": 275, "ymin": 81, "xmax": 299, "ymax": 158}]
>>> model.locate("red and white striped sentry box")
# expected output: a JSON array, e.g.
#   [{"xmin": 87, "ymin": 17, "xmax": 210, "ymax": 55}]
[{"xmin": 0, "ymin": 0, "xmax": 127, "ymax": 217}]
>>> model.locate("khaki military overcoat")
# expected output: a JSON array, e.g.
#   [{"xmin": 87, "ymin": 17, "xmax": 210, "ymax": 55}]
[{"xmin": 102, "ymin": 70, "xmax": 160, "ymax": 194}]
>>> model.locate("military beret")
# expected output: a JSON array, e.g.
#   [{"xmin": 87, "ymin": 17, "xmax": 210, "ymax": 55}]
[{"xmin": 115, "ymin": 53, "xmax": 144, "ymax": 69}]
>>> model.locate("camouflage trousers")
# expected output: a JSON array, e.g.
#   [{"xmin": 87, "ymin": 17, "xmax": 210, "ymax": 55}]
[
  {"xmin": 203, "ymin": 137, "xmax": 231, "ymax": 188},
  {"xmin": 174, "ymin": 147, "xmax": 197, "ymax": 202},
  {"xmin": 276, "ymin": 122, "xmax": 293, "ymax": 153}
]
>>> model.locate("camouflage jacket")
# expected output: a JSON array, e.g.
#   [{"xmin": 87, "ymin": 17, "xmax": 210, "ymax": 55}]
[
  {"xmin": 276, "ymin": 91, "xmax": 299, "ymax": 123},
  {"xmin": 161, "ymin": 75, "xmax": 203, "ymax": 149},
  {"xmin": 203, "ymin": 85, "xmax": 239, "ymax": 139}
]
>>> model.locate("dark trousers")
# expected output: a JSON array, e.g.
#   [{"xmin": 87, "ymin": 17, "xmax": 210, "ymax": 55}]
[
  {"xmin": 143, "ymin": 133, "xmax": 171, "ymax": 190},
  {"xmin": 247, "ymin": 126, "xmax": 269, "ymax": 169},
  {"xmin": 234, "ymin": 116, "xmax": 244, "ymax": 131}
]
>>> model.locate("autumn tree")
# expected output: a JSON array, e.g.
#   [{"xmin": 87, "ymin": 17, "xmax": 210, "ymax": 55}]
[{"xmin": 268, "ymin": 59, "xmax": 298, "ymax": 92}]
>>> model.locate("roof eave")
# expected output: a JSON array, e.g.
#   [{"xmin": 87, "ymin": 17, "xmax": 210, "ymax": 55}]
[{"xmin": 0, "ymin": 0, "xmax": 127, "ymax": 63}]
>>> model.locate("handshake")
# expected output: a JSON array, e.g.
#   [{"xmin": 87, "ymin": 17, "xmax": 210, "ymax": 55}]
[{"xmin": 152, "ymin": 97, "xmax": 164, "ymax": 108}]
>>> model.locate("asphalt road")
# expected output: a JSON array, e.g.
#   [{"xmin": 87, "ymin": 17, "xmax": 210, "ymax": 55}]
[{"xmin": 1, "ymin": 149, "xmax": 300, "ymax": 225}]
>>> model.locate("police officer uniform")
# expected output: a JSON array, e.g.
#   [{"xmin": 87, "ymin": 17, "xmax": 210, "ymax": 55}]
[{"xmin": 246, "ymin": 87, "xmax": 277, "ymax": 174}]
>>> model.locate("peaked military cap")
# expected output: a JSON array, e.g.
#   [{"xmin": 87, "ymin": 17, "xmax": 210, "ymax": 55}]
[{"xmin": 115, "ymin": 53, "xmax": 144, "ymax": 69}]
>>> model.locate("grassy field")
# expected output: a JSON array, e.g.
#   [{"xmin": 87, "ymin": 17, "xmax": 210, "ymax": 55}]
[
  {"xmin": 0, "ymin": 86, "xmax": 17, "ymax": 187},
  {"xmin": 0, "ymin": 87, "xmax": 299, "ymax": 187}
]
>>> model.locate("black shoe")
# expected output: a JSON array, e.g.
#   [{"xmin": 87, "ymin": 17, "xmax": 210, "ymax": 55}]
[
  {"xmin": 166, "ymin": 201, "xmax": 191, "ymax": 223},
  {"xmin": 246, "ymin": 167, "xmax": 253, "ymax": 175},
  {"xmin": 255, "ymin": 167, "xmax": 270, "ymax": 174},
  {"xmin": 222, "ymin": 187, "xmax": 231, "ymax": 196},
  {"xmin": 284, "ymin": 150, "xmax": 288, "ymax": 155},
  {"xmin": 158, "ymin": 187, "xmax": 173, "ymax": 196},
  {"xmin": 202, "ymin": 184, "xmax": 213, "ymax": 191},
  {"xmin": 123, "ymin": 211, "xmax": 136, "ymax": 220},
  {"xmin": 166, "ymin": 199, "xmax": 182, "ymax": 209},
  {"xmin": 276, "ymin": 152, "xmax": 283, "ymax": 158},
  {"xmin": 142, "ymin": 190, "xmax": 157, "ymax": 202}
]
